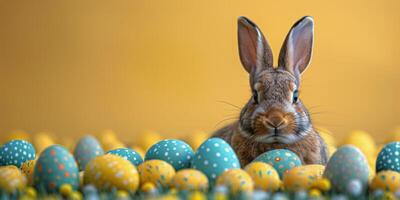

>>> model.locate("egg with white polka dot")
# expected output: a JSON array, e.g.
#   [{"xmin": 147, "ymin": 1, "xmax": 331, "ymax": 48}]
[
  {"xmin": 74, "ymin": 135, "xmax": 104, "ymax": 171},
  {"xmin": 0, "ymin": 140, "xmax": 36, "ymax": 168},
  {"xmin": 107, "ymin": 148, "xmax": 143, "ymax": 166},
  {"xmin": 190, "ymin": 138, "xmax": 240, "ymax": 184},
  {"xmin": 33, "ymin": 145, "xmax": 80, "ymax": 193},
  {"xmin": 253, "ymin": 149, "xmax": 302, "ymax": 178},
  {"xmin": 145, "ymin": 139, "xmax": 194, "ymax": 170},
  {"xmin": 84, "ymin": 154, "xmax": 139, "ymax": 192},
  {"xmin": 138, "ymin": 159, "xmax": 176, "ymax": 188},
  {"xmin": 376, "ymin": 142, "xmax": 400, "ymax": 173}
]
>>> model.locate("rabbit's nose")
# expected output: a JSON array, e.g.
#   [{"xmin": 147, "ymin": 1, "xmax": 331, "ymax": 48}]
[{"xmin": 265, "ymin": 114, "xmax": 287, "ymax": 129}]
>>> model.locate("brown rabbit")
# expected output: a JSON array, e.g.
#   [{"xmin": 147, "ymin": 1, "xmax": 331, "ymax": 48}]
[{"xmin": 213, "ymin": 16, "xmax": 328, "ymax": 167}]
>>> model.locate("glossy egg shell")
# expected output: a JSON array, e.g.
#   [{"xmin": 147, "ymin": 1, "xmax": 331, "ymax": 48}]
[
  {"xmin": 216, "ymin": 169, "xmax": 254, "ymax": 194},
  {"xmin": 107, "ymin": 148, "xmax": 143, "ymax": 166},
  {"xmin": 283, "ymin": 165, "xmax": 325, "ymax": 191},
  {"xmin": 0, "ymin": 140, "xmax": 36, "ymax": 168},
  {"xmin": 253, "ymin": 149, "xmax": 302, "ymax": 178},
  {"xmin": 171, "ymin": 169, "xmax": 209, "ymax": 191},
  {"xmin": 138, "ymin": 159, "xmax": 176, "ymax": 188},
  {"xmin": 244, "ymin": 162, "xmax": 280, "ymax": 192},
  {"xmin": 370, "ymin": 170, "xmax": 400, "ymax": 193},
  {"xmin": 145, "ymin": 139, "xmax": 194, "ymax": 170},
  {"xmin": 376, "ymin": 142, "xmax": 400, "ymax": 173},
  {"xmin": 74, "ymin": 135, "xmax": 104, "ymax": 171},
  {"xmin": 33, "ymin": 145, "xmax": 80, "ymax": 193}
]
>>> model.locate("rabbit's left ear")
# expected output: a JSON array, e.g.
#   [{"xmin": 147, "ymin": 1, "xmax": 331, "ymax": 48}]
[{"xmin": 278, "ymin": 16, "xmax": 314, "ymax": 77}]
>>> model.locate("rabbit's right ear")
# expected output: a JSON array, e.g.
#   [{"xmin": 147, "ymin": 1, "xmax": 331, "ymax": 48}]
[{"xmin": 238, "ymin": 16, "xmax": 273, "ymax": 75}]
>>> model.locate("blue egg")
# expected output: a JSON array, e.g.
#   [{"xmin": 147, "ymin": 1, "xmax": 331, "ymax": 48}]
[
  {"xmin": 107, "ymin": 148, "xmax": 143, "ymax": 166},
  {"xmin": 33, "ymin": 145, "xmax": 79, "ymax": 193},
  {"xmin": 376, "ymin": 142, "xmax": 400, "ymax": 173},
  {"xmin": 191, "ymin": 138, "xmax": 240, "ymax": 183},
  {"xmin": 74, "ymin": 135, "xmax": 104, "ymax": 171},
  {"xmin": 0, "ymin": 140, "xmax": 36, "ymax": 167},
  {"xmin": 145, "ymin": 139, "xmax": 194, "ymax": 170},
  {"xmin": 253, "ymin": 149, "xmax": 302, "ymax": 178}
]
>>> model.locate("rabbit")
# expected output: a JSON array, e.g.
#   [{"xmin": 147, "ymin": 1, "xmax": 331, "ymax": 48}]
[{"xmin": 212, "ymin": 16, "xmax": 328, "ymax": 167}]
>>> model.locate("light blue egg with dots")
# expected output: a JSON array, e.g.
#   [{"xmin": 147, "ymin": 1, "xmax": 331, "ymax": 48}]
[
  {"xmin": 145, "ymin": 139, "xmax": 194, "ymax": 170},
  {"xmin": 376, "ymin": 141, "xmax": 400, "ymax": 173},
  {"xmin": 107, "ymin": 148, "xmax": 143, "ymax": 166},
  {"xmin": 253, "ymin": 149, "xmax": 301, "ymax": 178},
  {"xmin": 74, "ymin": 135, "xmax": 104, "ymax": 171},
  {"xmin": 0, "ymin": 140, "xmax": 36, "ymax": 167},
  {"xmin": 190, "ymin": 138, "xmax": 240, "ymax": 184}
]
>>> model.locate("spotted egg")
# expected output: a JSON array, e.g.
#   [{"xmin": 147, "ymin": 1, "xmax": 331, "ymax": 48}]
[
  {"xmin": 145, "ymin": 139, "xmax": 194, "ymax": 170},
  {"xmin": 137, "ymin": 159, "xmax": 176, "ymax": 188},
  {"xmin": 323, "ymin": 145, "xmax": 369, "ymax": 194},
  {"xmin": 107, "ymin": 148, "xmax": 143, "ymax": 166},
  {"xmin": 171, "ymin": 169, "xmax": 209, "ymax": 191},
  {"xmin": 216, "ymin": 169, "xmax": 254, "ymax": 194},
  {"xmin": 74, "ymin": 135, "xmax": 104, "ymax": 171},
  {"xmin": 0, "ymin": 165, "xmax": 27, "ymax": 193},
  {"xmin": 253, "ymin": 149, "xmax": 302, "ymax": 178},
  {"xmin": 191, "ymin": 138, "xmax": 240, "ymax": 184},
  {"xmin": 0, "ymin": 140, "xmax": 36, "ymax": 168},
  {"xmin": 84, "ymin": 154, "xmax": 139, "ymax": 192},
  {"xmin": 282, "ymin": 165, "xmax": 325, "ymax": 191},
  {"xmin": 33, "ymin": 145, "xmax": 80, "ymax": 193},
  {"xmin": 376, "ymin": 142, "xmax": 400, "ymax": 173},
  {"xmin": 244, "ymin": 162, "xmax": 280, "ymax": 192},
  {"xmin": 370, "ymin": 170, "xmax": 400, "ymax": 193}
]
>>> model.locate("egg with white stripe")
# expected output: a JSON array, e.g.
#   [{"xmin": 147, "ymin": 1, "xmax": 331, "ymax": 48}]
[{"xmin": 0, "ymin": 140, "xmax": 36, "ymax": 168}]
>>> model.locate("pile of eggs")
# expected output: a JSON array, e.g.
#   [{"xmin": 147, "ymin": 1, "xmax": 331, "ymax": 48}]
[{"xmin": 0, "ymin": 128, "xmax": 400, "ymax": 200}]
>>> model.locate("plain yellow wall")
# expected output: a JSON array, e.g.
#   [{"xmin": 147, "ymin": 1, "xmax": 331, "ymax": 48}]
[{"xmin": 0, "ymin": 0, "xmax": 399, "ymax": 142}]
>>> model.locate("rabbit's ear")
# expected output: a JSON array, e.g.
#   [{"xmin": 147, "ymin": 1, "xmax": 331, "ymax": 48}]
[
  {"xmin": 238, "ymin": 16, "xmax": 273, "ymax": 74},
  {"xmin": 278, "ymin": 16, "xmax": 314, "ymax": 76}
]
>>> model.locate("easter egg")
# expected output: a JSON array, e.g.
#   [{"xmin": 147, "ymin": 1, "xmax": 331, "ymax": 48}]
[
  {"xmin": 370, "ymin": 170, "xmax": 400, "ymax": 193},
  {"xmin": 145, "ymin": 139, "xmax": 194, "ymax": 170},
  {"xmin": 74, "ymin": 135, "xmax": 104, "ymax": 171},
  {"xmin": 98, "ymin": 129, "xmax": 125, "ymax": 151},
  {"xmin": 282, "ymin": 165, "xmax": 325, "ymax": 191},
  {"xmin": 32, "ymin": 133, "xmax": 55, "ymax": 154},
  {"xmin": 21, "ymin": 159, "xmax": 36, "ymax": 185},
  {"xmin": 244, "ymin": 162, "xmax": 280, "ymax": 192},
  {"xmin": 137, "ymin": 160, "xmax": 176, "ymax": 188},
  {"xmin": 0, "ymin": 165, "xmax": 27, "ymax": 193},
  {"xmin": 33, "ymin": 145, "xmax": 80, "ymax": 193},
  {"xmin": 84, "ymin": 154, "xmax": 139, "ymax": 192},
  {"xmin": 191, "ymin": 138, "xmax": 240, "ymax": 183},
  {"xmin": 323, "ymin": 145, "xmax": 369, "ymax": 193},
  {"xmin": 107, "ymin": 148, "xmax": 143, "ymax": 166},
  {"xmin": 137, "ymin": 130, "xmax": 163, "ymax": 151},
  {"xmin": 216, "ymin": 169, "xmax": 254, "ymax": 194},
  {"xmin": 253, "ymin": 149, "xmax": 302, "ymax": 178},
  {"xmin": 341, "ymin": 130, "xmax": 376, "ymax": 158},
  {"xmin": 171, "ymin": 169, "xmax": 209, "ymax": 191},
  {"xmin": 0, "ymin": 140, "xmax": 36, "ymax": 167},
  {"xmin": 186, "ymin": 131, "xmax": 209, "ymax": 150},
  {"xmin": 376, "ymin": 142, "xmax": 400, "ymax": 173},
  {"xmin": 131, "ymin": 146, "xmax": 145, "ymax": 158}
]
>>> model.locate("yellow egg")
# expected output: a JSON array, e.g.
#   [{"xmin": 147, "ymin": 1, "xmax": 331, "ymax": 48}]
[
  {"xmin": 141, "ymin": 182, "xmax": 156, "ymax": 193},
  {"xmin": 138, "ymin": 160, "xmax": 176, "ymax": 188},
  {"xmin": 216, "ymin": 169, "xmax": 254, "ymax": 194},
  {"xmin": 186, "ymin": 131, "xmax": 209, "ymax": 150},
  {"xmin": 370, "ymin": 170, "xmax": 400, "ymax": 193},
  {"xmin": 98, "ymin": 129, "xmax": 126, "ymax": 151},
  {"xmin": 171, "ymin": 169, "xmax": 209, "ymax": 191},
  {"xmin": 84, "ymin": 154, "xmax": 139, "ymax": 192},
  {"xmin": 0, "ymin": 165, "xmax": 27, "ymax": 193},
  {"xmin": 33, "ymin": 133, "xmax": 55, "ymax": 154},
  {"xmin": 136, "ymin": 130, "xmax": 163, "ymax": 151},
  {"xmin": 341, "ymin": 130, "xmax": 376, "ymax": 158},
  {"xmin": 20, "ymin": 159, "xmax": 36, "ymax": 185},
  {"xmin": 244, "ymin": 162, "xmax": 280, "ymax": 192},
  {"xmin": 282, "ymin": 165, "xmax": 325, "ymax": 192}
]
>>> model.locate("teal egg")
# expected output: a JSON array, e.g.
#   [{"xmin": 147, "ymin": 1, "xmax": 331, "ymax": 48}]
[
  {"xmin": 191, "ymin": 138, "xmax": 240, "ymax": 183},
  {"xmin": 107, "ymin": 148, "xmax": 143, "ymax": 166},
  {"xmin": 253, "ymin": 149, "xmax": 301, "ymax": 178},
  {"xmin": 145, "ymin": 139, "xmax": 194, "ymax": 170},
  {"xmin": 0, "ymin": 140, "xmax": 35, "ymax": 167},
  {"xmin": 33, "ymin": 145, "xmax": 79, "ymax": 193},
  {"xmin": 323, "ymin": 145, "xmax": 369, "ymax": 194},
  {"xmin": 376, "ymin": 142, "xmax": 400, "ymax": 173},
  {"xmin": 74, "ymin": 135, "xmax": 104, "ymax": 171}
]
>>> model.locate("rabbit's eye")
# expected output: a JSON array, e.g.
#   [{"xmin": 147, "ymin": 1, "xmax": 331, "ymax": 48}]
[
  {"xmin": 293, "ymin": 90, "xmax": 299, "ymax": 103},
  {"xmin": 253, "ymin": 90, "xmax": 258, "ymax": 104}
]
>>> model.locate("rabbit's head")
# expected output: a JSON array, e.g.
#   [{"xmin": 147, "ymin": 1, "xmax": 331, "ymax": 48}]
[{"xmin": 238, "ymin": 16, "xmax": 314, "ymax": 144}]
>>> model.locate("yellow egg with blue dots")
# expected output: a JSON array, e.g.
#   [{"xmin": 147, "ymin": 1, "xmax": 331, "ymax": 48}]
[
  {"xmin": 216, "ymin": 169, "xmax": 254, "ymax": 194},
  {"xmin": 244, "ymin": 162, "xmax": 280, "ymax": 192},
  {"xmin": 138, "ymin": 159, "xmax": 176, "ymax": 188},
  {"xmin": 171, "ymin": 169, "xmax": 209, "ymax": 191},
  {"xmin": 283, "ymin": 165, "xmax": 325, "ymax": 192},
  {"xmin": 370, "ymin": 170, "xmax": 400, "ymax": 193}
]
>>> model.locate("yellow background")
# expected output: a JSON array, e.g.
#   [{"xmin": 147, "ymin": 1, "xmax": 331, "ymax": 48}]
[{"xmin": 0, "ymin": 0, "xmax": 399, "ymax": 142}]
